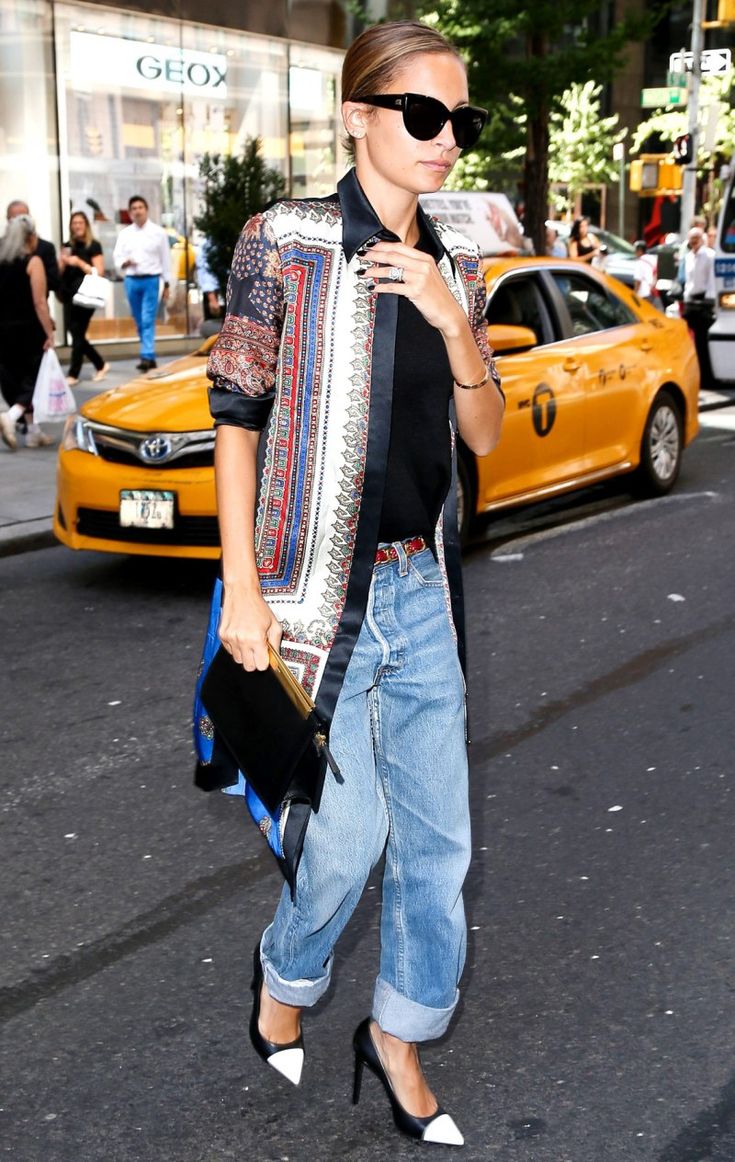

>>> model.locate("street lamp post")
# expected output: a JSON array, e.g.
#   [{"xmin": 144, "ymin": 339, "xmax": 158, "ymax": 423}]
[
  {"xmin": 613, "ymin": 141, "xmax": 626, "ymax": 238},
  {"xmin": 680, "ymin": 0, "xmax": 705, "ymax": 229}
]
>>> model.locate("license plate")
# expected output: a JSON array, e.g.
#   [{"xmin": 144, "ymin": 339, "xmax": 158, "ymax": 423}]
[
  {"xmin": 120, "ymin": 489, "xmax": 175, "ymax": 529},
  {"xmin": 715, "ymin": 258, "xmax": 735, "ymax": 277}
]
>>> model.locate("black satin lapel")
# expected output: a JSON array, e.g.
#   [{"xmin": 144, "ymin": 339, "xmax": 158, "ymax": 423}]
[
  {"xmin": 339, "ymin": 168, "xmax": 401, "ymax": 260},
  {"xmin": 281, "ymin": 800, "xmax": 311, "ymax": 899},
  {"xmin": 416, "ymin": 201, "xmax": 446, "ymax": 263},
  {"xmin": 442, "ymin": 431, "xmax": 466, "ymax": 678},
  {"xmin": 314, "ymin": 290, "xmax": 399, "ymax": 722}
]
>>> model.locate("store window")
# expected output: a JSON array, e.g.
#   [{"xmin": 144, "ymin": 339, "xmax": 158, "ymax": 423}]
[
  {"xmin": 0, "ymin": 0, "xmax": 59, "ymax": 296},
  {"xmin": 289, "ymin": 43, "xmax": 342, "ymax": 197},
  {"xmin": 54, "ymin": 3, "xmax": 305, "ymax": 342},
  {"xmin": 0, "ymin": 1, "xmax": 344, "ymax": 347}
]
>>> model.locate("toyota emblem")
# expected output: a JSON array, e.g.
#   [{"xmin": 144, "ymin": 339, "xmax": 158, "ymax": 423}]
[{"xmin": 139, "ymin": 435, "xmax": 173, "ymax": 463}]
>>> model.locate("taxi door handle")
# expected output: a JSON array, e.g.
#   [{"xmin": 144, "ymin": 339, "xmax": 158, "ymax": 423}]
[
  {"xmin": 638, "ymin": 341, "xmax": 653, "ymax": 353},
  {"xmin": 562, "ymin": 358, "xmax": 580, "ymax": 373}
]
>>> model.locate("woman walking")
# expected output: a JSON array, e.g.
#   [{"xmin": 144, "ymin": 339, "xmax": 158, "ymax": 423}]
[
  {"xmin": 200, "ymin": 20, "xmax": 504, "ymax": 1146},
  {"xmin": 59, "ymin": 210, "xmax": 108, "ymax": 385},
  {"xmin": 0, "ymin": 214, "xmax": 55, "ymax": 450}
]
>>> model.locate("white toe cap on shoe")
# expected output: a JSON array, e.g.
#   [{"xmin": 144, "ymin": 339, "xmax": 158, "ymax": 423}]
[
  {"xmin": 267, "ymin": 1047, "xmax": 304, "ymax": 1086},
  {"xmin": 422, "ymin": 1113, "xmax": 464, "ymax": 1146}
]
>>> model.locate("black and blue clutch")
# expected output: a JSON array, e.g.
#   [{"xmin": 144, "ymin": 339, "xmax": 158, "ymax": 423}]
[{"xmin": 192, "ymin": 578, "xmax": 340, "ymax": 894}]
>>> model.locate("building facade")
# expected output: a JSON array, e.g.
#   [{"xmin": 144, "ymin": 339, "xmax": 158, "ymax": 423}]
[
  {"xmin": 607, "ymin": 0, "xmax": 735, "ymax": 240},
  {"xmin": 0, "ymin": 0, "xmax": 348, "ymax": 340}
]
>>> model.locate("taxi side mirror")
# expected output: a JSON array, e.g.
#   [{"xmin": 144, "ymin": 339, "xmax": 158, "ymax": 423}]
[{"xmin": 486, "ymin": 323, "xmax": 537, "ymax": 353}]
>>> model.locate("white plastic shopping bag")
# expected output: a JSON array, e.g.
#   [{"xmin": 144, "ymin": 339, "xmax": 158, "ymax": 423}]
[
  {"xmin": 73, "ymin": 272, "xmax": 111, "ymax": 310},
  {"xmin": 31, "ymin": 348, "xmax": 77, "ymax": 423}
]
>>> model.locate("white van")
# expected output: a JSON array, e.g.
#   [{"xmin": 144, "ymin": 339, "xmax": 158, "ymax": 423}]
[{"xmin": 708, "ymin": 165, "xmax": 735, "ymax": 385}]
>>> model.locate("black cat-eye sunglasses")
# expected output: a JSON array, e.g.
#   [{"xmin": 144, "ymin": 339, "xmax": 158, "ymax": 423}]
[{"xmin": 358, "ymin": 92, "xmax": 488, "ymax": 150}]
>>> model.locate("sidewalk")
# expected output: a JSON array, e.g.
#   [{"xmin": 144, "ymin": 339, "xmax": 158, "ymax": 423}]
[{"xmin": 0, "ymin": 357, "xmax": 143, "ymax": 557}]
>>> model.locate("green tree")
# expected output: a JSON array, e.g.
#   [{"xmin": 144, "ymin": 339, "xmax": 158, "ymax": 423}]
[
  {"xmin": 631, "ymin": 73, "xmax": 735, "ymax": 162},
  {"xmin": 417, "ymin": 2, "xmax": 654, "ymax": 254},
  {"xmin": 549, "ymin": 81, "xmax": 624, "ymax": 217},
  {"xmin": 193, "ymin": 139, "xmax": 286, "ymax": 297},
  {"xmin": 444, "ymin": 95, "xmax": 525, "ymax": 193},
  {"xmin": 631, "ymin": 73, "xmax": 735, "ymax": 220}
]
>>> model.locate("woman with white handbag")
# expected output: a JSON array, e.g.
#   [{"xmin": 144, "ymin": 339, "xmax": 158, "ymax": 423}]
[
  {"xmin": 0, "ymin": 214, "xmax": 55, "ymax": 450},
  {"xmin": 59, "ymin": 211, "xmax": 109, "ymax": 386}
]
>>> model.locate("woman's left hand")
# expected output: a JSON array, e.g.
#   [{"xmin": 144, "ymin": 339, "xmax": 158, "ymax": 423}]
[{"xmin": 359, "ymin": 241, "xmax": 466, "ymax": 338}]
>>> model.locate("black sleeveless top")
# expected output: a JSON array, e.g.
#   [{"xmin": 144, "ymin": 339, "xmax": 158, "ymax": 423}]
[
  {"xmin": 0, "ymin": 255, "xmax": 44, "ymax": 342},
  {"xmin": 575, "ymin": 236, "xmax": 596, "ymax": 258},
  {"xmin": 377, "ymin": 223, "xmax": 454, "ymax": 545}
]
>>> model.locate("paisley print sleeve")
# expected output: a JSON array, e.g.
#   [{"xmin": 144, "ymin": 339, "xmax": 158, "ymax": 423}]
[
  {"xmin": 471, "ymin": 267, "xmax": 503, "ymax": 401},
  {"xmin": 207, "ymin": 213, "xmax": 284, "ymax": 431}
]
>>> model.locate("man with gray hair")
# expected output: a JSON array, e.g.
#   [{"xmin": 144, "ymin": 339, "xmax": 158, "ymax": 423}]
[
  {"xmin": 6, "ymin": 200, "xmax": 60, "ymax": 296},
  {"xmin": 683, "ymin": 226, "xmax": 716, "ymax": 387}
]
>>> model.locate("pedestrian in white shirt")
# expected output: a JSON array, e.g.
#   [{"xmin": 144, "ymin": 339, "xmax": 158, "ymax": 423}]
[
  {"xmin": 633, "ymin": 240, "xmax": 661, "ymax": 309},
  {"xmin": 683, "ymin": 227, "xmax": 716, "ymax": 387},
  {"xmin": 112, "ymin": 195, "xmax": 171, "ymax": 371}
]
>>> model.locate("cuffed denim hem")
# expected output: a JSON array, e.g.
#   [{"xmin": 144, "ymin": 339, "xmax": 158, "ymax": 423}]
[
  {"xmin": 260, "ymin": 943, "xmax": 333, "ymax": 1009},
  {"xmin": 372, "ymin": 976, "xmax": 459, "ymax": 1042}
]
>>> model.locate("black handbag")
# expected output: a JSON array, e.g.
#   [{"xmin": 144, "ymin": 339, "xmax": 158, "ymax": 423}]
[{"xmin": 200, "ymin": 644, "xmax": 340, "ymax": 816}]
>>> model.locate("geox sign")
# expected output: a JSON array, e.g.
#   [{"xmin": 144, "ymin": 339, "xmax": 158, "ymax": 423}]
[{"xmin": 70, "ymin": 32, "xmax": 228, "ymax": 98}]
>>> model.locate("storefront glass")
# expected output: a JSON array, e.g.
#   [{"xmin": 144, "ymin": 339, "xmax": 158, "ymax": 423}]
[
  {"xmin": 0, "ymin": 0, "xmax": 344, "ymax": 345},
  {"xmin": 53, "ymin": 2, "xmax": 298, "ymax": 340},
  {"xmin": 0, "ymin": 0, "xmax": 345, "ymax": 346},
  {"xmin": 0, "ymin": 0, "xmax": 60, "ymax": 284},
  {"xmin": 289, "ymin": 43, "xmax": 342, "ymax": 198}
]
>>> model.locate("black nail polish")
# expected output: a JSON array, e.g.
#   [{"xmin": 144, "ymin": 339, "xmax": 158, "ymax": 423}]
[
  {"xmin": 356, "ymin": 266, "xmax": 367, "ymax": 276},
  {"xmin": 356, "ymin": 246, "xmax": 368, "ymax": 257},
  {"xmin": 365, "ymin": 279, "xmax": 375, "ymax": 291}
]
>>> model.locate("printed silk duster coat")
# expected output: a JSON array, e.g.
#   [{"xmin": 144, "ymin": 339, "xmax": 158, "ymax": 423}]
[{"xmin": 193, "ymin": 167, "xmax": 500, "ymax": 887}]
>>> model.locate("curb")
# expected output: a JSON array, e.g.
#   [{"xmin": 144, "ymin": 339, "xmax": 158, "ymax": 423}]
[{"xmin": 0, "ymin": 520, "xmax": 57, "ymax": 559}]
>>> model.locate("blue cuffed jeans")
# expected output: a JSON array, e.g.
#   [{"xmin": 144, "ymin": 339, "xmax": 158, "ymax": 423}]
[
  {"xmin": 260, "ymin": 543, "xmax": 471, "ymax": 1042},
  {"xmin": 124, "ymin": 274, "xmax": 160, "ymax": 361}
]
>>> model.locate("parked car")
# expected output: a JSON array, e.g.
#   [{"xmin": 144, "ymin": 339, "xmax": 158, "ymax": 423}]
[{"xmin": 54, "ymin": 257, "xmax": 699, "ymax": 556}]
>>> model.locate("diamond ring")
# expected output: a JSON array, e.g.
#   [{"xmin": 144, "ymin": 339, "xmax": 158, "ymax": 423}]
[{"xmin": 387, "ymin": 265, "xmax": 405, "ymax": 282}]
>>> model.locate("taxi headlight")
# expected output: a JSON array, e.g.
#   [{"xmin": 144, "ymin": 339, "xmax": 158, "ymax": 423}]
[
  {"xmin": 61, "ymin": 414, "xmax": 98, "ymax": 455},
  {"xmin": 719, "ymin": 292, "xmax": 735, "ymax": 311}
]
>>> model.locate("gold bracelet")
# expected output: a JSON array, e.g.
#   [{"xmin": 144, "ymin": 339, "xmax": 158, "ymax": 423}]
[{"xmin": 454, "ymin": 367, "xmax": 489, "ymax": 391}]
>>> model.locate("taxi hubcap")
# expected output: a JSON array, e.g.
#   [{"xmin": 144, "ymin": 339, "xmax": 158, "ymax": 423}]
[{"xmin": 649, "ymin": 405, "xmax": 679, "ymax": 481}]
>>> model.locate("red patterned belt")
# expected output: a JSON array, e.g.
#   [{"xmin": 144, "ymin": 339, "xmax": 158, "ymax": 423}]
[{"xmin": 374, "ymin": 535, "xmax": 428, "ymax": 567}]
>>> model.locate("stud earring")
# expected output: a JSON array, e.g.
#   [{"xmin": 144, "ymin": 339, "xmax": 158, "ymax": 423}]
[{"xmin": 353, "ymin": 130, "xmax": 365, "ymax": 139}]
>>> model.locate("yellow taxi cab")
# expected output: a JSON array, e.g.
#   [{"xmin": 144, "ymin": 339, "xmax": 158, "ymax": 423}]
[
  {"xmin": 54, "ymin": 258, "xmax": 699, "ymax": 558},
  {"xmin": 456, "ymin": 256, "xmax": 699, "ymax": 538}
]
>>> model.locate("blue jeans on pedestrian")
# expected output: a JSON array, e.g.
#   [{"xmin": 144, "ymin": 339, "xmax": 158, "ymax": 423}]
[
  {"xmin": 124, "ymin": 275, "xmax": 160, "ymax": 361},
  {"xmin": 260, "ymin": 542, "xmax": 471, "ymax": 1042}
]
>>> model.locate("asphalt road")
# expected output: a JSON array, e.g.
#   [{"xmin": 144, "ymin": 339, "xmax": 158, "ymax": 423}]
[{"xmin": 1, "ymin": 407, "xmax": 734, "ymax": 1162}]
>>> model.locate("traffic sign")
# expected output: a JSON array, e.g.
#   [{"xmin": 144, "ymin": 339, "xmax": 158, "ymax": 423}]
[
  {"xmin": 669, "ymin": 48, "xmax": 732, "ymax": 75},
  {"xmin": 640, "ymin": 87, "xmax": 689, "ymax": 108}
]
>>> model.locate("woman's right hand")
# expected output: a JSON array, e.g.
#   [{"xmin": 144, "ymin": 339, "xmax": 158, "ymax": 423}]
[{"xmin": 219, "ymin": 584, "xmax": 282, "ymax": 671}]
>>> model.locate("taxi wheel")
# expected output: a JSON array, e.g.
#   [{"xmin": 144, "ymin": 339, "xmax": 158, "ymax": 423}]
[{"xmin": 637, "ymin": 390, "xmax": 683, "ymax": 496}]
